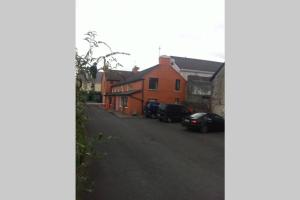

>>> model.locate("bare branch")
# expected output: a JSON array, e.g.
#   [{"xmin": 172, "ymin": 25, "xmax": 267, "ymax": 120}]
[{"xmin": 76, "ymin": 31, "xmax": 130, "ymax": 86}]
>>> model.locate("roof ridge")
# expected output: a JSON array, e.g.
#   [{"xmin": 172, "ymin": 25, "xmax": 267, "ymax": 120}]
[{"xmin": 171, "ymin": 56, "xmax": 224, "ymax": 72}]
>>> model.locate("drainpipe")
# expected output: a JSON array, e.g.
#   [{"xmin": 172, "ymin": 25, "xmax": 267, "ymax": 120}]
[{"xmin": 141, "ymin": 79, "xmax": 144, "ymax": 114}]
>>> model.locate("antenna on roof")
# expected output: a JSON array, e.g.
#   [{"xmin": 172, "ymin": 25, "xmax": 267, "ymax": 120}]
[{"xmin": 158, "ymin": 46, "xmax": 161, "ymax": 57}]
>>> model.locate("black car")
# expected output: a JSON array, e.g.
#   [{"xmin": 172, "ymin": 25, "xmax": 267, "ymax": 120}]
[
  {"xmin": 157, "ymin": 103, "xmax": 191, "ymax": 122},
  {"xmin": 144, "ymin": 101, "xmax": 160, "ymax": 118},
  {"xmin": 182, "ymin": 112, "xmax": 224, "ymax": 133}
]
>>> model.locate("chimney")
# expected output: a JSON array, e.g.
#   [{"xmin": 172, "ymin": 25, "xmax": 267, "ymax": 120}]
[
  {"xmin": 132, "ymin": 66, "xmax": 139, "ymax": 74},
  {"xmin": 159, "ymin": 55, "xmax": 171, "ymax": 66}
]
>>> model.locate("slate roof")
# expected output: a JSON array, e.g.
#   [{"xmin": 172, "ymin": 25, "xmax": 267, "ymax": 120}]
[
  {"xmin": 187, "ymin": 75, "xmax": 211, "ymax": 82},
  {"xmin": 104, "ymin": 70, "xmax": 133, "ymax": 81},
  {"xmin": 171, "ymin": 56, "xmax": 224, "ymax": 72},
  {"xmin": 112, "ymin": 65, "xmax": 159, "ymax": 86}
]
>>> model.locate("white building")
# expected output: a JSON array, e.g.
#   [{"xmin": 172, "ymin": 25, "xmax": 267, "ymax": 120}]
[{"xmin": 168, "ymin": 56, "xmax": 224, "ymax": 80}]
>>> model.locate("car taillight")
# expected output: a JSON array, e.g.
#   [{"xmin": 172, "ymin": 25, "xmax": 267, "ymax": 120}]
[{"xmin": 191, "ymin": 120, "xmax": 198, "ymax": 124}]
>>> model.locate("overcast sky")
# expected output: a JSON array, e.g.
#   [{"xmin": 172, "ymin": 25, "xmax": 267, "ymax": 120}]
[{"xmin": 76, "ymin": 0, "xmax": 224, "ymax": 71}]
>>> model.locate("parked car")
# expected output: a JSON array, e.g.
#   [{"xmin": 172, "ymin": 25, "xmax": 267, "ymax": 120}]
[
  {"xmin": 157, "ymin": 104, "xmax": 191, "ymax": 122},
  {"xmin": 182, "ymin": 112, "xmax": 224, "ymax": 133},
  {"xmin": 144, "ymin": 101, "xmax": 160, "ymax": 118}
]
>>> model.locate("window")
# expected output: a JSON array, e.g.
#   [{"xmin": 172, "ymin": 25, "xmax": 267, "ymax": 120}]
[
  {"xmin": 190, "ymin": 113, "xmax": 206, "ymax": 118},
  {"xmin": 149, "ymin": 78, "xmax": 158, "ymax": 90},
  {"xmin": 175, "ymin": 79, "xmax": 180, "ymax": 90},
  {"xmin": 175, "ymin": 98, "xmax": 180, "ymax": 104},
  {"xmin": 210, "ymin": 113, "xmax": 224, "ymax": 121},
  {"xmin": 147, "ymin": 98, "xmax": 158, "ymax": 102},
  {"xmin": 121, "ymin": 96, "xmax": 128, "ymax": 107}
]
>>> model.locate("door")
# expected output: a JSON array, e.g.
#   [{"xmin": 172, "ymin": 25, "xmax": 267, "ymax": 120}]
[{"xmin": 203, "ymin": 114, "xmax": 214, "ymax": 131}]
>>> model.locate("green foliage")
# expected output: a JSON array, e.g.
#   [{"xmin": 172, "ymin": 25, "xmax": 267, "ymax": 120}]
[
  {"xmin": 76, "ymin": 31, "xmax": 130, "ymax": 91},
  {"xmin": 76, "ymin": 89, "xmax": 104, "ymax": 199},
  {"xmin": 90, "ymin": 62, "xmax": 98, "ymax": 79},
  {"xmin": 76, "ymin": 31, "xmax": 129, "ymax": 200}
]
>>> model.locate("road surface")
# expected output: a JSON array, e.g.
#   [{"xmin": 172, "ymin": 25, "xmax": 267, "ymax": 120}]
[{"xmin": 85, "ymin": 105, "xmax": 224, "ymax": 200}]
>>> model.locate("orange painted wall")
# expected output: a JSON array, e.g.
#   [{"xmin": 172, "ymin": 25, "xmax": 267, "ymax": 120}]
[
  {"xmin": 143, "ymin": 60, "xmax": 186, "ymax": 106},
  {"xmin": 109, "ymin": 56, "xmax": 187, "ymax": 115},
  {"xmin": 101, "ymin": 73, "xmax": 121, "ymax": 108},
  {"xmin": 111, "ymin": 81, "xmax": 143, "ymax": 115}
]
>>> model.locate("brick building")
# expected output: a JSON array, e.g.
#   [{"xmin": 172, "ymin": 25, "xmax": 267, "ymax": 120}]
[
  {"xmin": 103, "ymin": 55, "xmax": 186, "ymax": 115},
  {"xmin": 101, "ymin": 69, "xmax": 134, "ymax": 107}
]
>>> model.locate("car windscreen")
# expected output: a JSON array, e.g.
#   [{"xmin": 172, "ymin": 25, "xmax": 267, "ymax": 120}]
[
  {"xmin": 159, "ymin": 104, "xmax": 166, "ymax": 109},
  {"xmin": 190, "ymin": 113, "xmax": 207, "ymax": 118}
]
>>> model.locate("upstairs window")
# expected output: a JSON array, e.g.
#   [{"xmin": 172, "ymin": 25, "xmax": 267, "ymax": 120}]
[
  {"xmin": 175, "ymin": 79, "xmax": 180, "ymax": 90},
  {"xmin": 149, "ymin": 78, "xmax": 158, "ymax": 90}
]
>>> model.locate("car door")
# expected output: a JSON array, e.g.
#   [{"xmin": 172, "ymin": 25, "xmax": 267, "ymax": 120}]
[
  {"xmin": 210, "ymin": 114, "xmax": 224, "ymax": 131},
  {"xmin": 204, "ymin": 114, "xmax": 214, "ymax": 131}
]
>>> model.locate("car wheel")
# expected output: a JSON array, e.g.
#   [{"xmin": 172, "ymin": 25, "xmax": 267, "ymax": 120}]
[{"xmin": 200, "ymin": 125, "xmax": 208, "ymax": 133}]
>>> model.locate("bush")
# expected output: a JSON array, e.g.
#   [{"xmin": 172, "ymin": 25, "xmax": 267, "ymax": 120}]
[{"xmin": 76, "ymin": 90, "xmax": 103, "ymax": 199}]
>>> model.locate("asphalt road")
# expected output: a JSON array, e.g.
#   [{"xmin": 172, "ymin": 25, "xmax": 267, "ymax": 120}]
[{"xmin": 85, "ymin": 105, "xmax": 224, "ymax": 200}]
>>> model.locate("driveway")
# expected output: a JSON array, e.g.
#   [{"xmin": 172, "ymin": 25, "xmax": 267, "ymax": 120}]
[{"xmin": 85, "ymin": 105, "xmax": 224, "ymax": 200}]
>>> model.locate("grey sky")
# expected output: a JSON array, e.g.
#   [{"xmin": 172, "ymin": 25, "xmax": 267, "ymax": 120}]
[{"xmin": 76, "ymin": 0, "xmax": 224, "ymax": 71}]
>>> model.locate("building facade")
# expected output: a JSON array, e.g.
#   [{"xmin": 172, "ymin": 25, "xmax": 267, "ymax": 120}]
[
  {"xmin": 80, "ymin": 71, "xmax": 102, "ymax": 92},
  {"xmin": 210, "ymin": 64, "xmax": 225, "ymax": 117},
  {"xmin": 165, "ymin": 56, "xmax": 224, "ymax": 113},
  {"xmin": 169, "ymin": 56, "xmax": 223, "ymax": 80},
  {"xmin": 185, "ymin": 75, "xmax": 213, "ymax": 112},
  {"xmin": 101, "ymin": 70, "xmax": 134, "ymax": 107},
  {"xmin": 105, "ymin": 56, "xmax": 186, "ymax": 115},
  {"xmin": 101, "ymin": 55, "xmax": 225, "ymax": 116}
]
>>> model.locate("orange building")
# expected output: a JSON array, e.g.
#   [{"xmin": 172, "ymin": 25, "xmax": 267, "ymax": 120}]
[
  {"xmin": 102, "ymin": 55, "xmax": 187, "ymax": 115},
  {"xmin": 101, "ymin": 69, "xmax": 134, "ymax": 109}
]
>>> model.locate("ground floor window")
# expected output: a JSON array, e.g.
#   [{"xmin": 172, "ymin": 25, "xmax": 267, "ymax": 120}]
[
  {"xmin": 121, "ymin": 96, "xmax": 128, "ymax": 107},
  {"xmin": 147, "ymin": 98, "xmax": 158, "ymax": 102}
]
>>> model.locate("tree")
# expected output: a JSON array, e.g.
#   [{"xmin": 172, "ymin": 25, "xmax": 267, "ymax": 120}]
[
  {"xmin": 76, "ymin": 31, "xmax": 130, "ymax": 92},
  {"xmin": 76, "ymin": 31, "xmax": 129, "ymax": 199}
]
